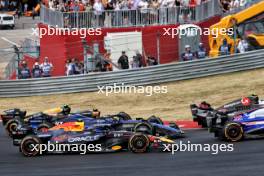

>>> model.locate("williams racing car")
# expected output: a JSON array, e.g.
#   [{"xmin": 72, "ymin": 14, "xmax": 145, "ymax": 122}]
[
  {"xmin": 190, "ymin": 95, "xmax": 264, "ymax": 128},
  {"xmin": 206, "ymin": 107, "xmax": 264, "ymax": 142},
  {"xmin": 13, "ymin": 121, "xmax": 175, "ymax": 156}
]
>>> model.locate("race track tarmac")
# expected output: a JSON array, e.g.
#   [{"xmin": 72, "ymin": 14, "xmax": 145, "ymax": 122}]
[{"xmin": 0, "ymin": 126, "xmax": 263, "ymax": 176}]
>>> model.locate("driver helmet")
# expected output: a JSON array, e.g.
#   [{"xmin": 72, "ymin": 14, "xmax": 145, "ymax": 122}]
[
  {"xmin": 61, "ymin": 104, "xmax": 71, "ymax": 115},
  {"xmin": 92, "ymin": 109, "xmax": 100, "ymax": 118}
]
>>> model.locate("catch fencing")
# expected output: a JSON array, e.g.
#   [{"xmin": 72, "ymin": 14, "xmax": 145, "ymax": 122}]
[
  {"xmin": 0, "ymin": 49, "xmax": 264, "ymax": 97},
  {"xmin": 40, "ymin": 0, "xmax": 221, "ymax": 28}
]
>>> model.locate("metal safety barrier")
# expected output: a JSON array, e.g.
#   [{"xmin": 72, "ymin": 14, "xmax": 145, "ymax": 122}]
[
  {"xmin": 0, "ymin": 49, "xmax": 264, "ymax": 97},
  {"xmin": 40, "ymin": 0, "xmax": 221, "ymax": 28}
]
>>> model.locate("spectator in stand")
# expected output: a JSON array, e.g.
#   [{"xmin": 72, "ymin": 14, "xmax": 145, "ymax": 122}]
[
  {"xmin": 147, "ymin": 56, "xmax": 158, "ymax": 66},
  {"xmin": 219, "ymin": 38, "xmax": 230, "ymax": 55},
  {"xmin": 49, "ymin": 0, "xmax": 55, "ymax": 10},
  {"xmin": 195, "ymin": 42, "xmax": 207, "ymax": 59},
  {"xmin": 78, "ymin": 61, "xmax": 85, "ymax": 74},
  {"xmin": 175, "ymin": 0, "xmax": 181, "ymax": 22},
  {"xmin": 149, "ymin": 0, "xmax": 159, "ymax": 24},
  {"xmin": 229, "ymin": 0, "xmax": 240, "ymax": 11},
  {"xmin": 93, "ymin": 0, "xmax": 105, "ymax": 27},
  {"xmin": 75, "ymin": 60, "xmax": 81, "ymax": 74},
  {"xmin": 237, "ymin": 36, "xmax": 249, "ymax": 53},
  {"xmin": 189, "ymin": 0, "xmax": 197, "ymax": 20},
  {"xmin": 65, "ymin": 59, "xmax": 71, "ymax": 75},
  {"xmin": 68, "ymin": 58, "xmax": 78, "ymax": 75},
  {"xmin": 181, "ymin": 45, "xmax": 195, "ymax": 61},
  {"xmin": 135, "ymin": 50, "xmax": 143, "ymax": 67},
  {"xmin": 72, "ymin": 0, "xmax": 80, "ymax": 11},
  {"xmin": 181, "ymin": 0, "xmax": 191, "ymax": 23},
  {"xmin": 138, "ymin": 0, "xmax": 149, "ymax": 24},
  {"xmin": 0, "ymin": 0, "xmax": 6, "ymax": 11},
  {"xmin": 131, "ymin": 56, "xmax": 139, "ymax": 68},
  {"xmin": 18, "ymin": 61, "xmax": 31, "ymax": 79},
  {"xmin": 40, "ymin": 57, "xmax": 53, "ymax": 77},
  {"xmin": 24, "ymin": 2, "xmax": 28, "ymax": 13},
  {"xmin": 159, "ymin": 0, "xmax": 168, "ymax": 24},
  {"xmin": 79, "ymin": 0, "xmax": 85, "ymax": 11},
  {"xmin": 118, "ymin": 51, "xmax": 129, "ymax": 69},
  {"xmin": 58, "ymin": 2, "xmax": 67, "ymax": 12},
  {"xmin": 220, "ymin": 0, "xmax": 230, "ymax": 12},
  {"xmin": 104, "ymin": 52, "xmax": 113, "ymax": 71},
  {"xmin": 32, "ymin": 62, "xmax": 42, "ymax": 78}
]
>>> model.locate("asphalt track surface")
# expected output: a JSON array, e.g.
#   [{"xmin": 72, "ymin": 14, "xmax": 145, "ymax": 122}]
[{"xmin": 0, "ymin": 126, "xmax": 264, "ymax": 176}]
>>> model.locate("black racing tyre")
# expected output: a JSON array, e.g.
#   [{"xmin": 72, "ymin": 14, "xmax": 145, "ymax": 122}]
[
  {"xmin": 129, "ymin": 134, "xmax": 150, "ymax": 153},
  {"xmin": 147, "ymin": 116, "xmax": 163, "ymax": 125},
  {"xmin": 20, "ymin": 135, "xmax": 41, "ymax": 157},
  {"xmin": 224, "ymin": 122, "xmax": 244, "ymax": 142},
  {"xmin": 4, "ymin": 119, "xmax": 20, "ymax": 137},
  {"xmin": 116, "ymin": 112, "xmax": 131, "ymax": 120},
  {"xmin": 134, "ymin": 122, "xmax": 153, "ymax": 135},
  {"xmin": 37, "ymin": 122, "xmax": 53, "ymax": 132}
]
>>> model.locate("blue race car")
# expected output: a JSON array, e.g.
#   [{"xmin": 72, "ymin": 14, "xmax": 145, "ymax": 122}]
[
  {"xmin": 207, "ymin": 107, "xmax": 264, "ymax": 141},
  {"xmin": 13, "ymin": 113, "xmax": 184, "ymax": 140},
  {"xmin": 13, "ymin": 121, "xmax": 176, "ymax": 157},
  {"xmin": 62, "ymin": 114, "xmax": 184, "ymax": 139},
  {"xmin": 1, "ymin": 105, "xmax": 106, "ymax": 136}
]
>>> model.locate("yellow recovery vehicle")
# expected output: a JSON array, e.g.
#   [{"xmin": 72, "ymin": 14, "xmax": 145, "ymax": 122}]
[{"xmin": 209, "ymin": 1, "xmax": 264, "ymax": 57}]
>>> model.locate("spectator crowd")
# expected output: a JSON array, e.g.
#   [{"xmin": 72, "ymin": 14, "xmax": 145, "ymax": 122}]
[
  {"xmin": 18, "ymin": 57, "xmax": 53, "ymax": 79},
  {"xmin": 219, "ymin": 0, "xmax": 258, "ymax": 12},
  {"xmin": 42, "ymin": 0, "xmax": 213, "ymax": 26},
  {"xmin": 45, "ymin": 0, "xmax": 210, "ymax": 13}
]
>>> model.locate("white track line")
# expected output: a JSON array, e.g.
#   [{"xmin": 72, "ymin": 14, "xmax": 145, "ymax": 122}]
[{"xmin": 1, "ymin": 37, "xmax": 19, "ymax": 46}]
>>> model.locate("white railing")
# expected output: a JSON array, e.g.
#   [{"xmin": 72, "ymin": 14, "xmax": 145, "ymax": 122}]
[{"xmin": 40, "ymin": 0, "xmax": 222, "ymax": 28}]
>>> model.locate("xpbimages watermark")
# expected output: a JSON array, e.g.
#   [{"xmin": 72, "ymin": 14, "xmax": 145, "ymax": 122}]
[
  {"xmin": 97, "ymin": 83, "xmax": 168, "ymax": 96},
  {"xmin": 163, "ymin": 141, "xmax": 234, "ymax": 155},
  {"xmin": 30, "ymin": 141, "xmax": 102, "ymax": 155},
  {"xmin": 31, "ymin": 25, "xmax": 102, "ymax": 38},
  {"xmin": 163, "ymin": 27, "xmax": 234, "ymax": 39}
]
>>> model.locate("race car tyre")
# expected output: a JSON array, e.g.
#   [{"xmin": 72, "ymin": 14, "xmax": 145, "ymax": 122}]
[
  {"xmin": 134, "ymin": 122, "xmax": 153, "ymax": 135},
  {"xmin": 147, "ymin": 116, "xmax": 163, "ymax": 125},
  {"xmin": 4, "ymin": 119, "xmax": 20, "ymax": 137},
  {"xmin": 129, "ymin": 134, "xmax": 150, "ymax": 153},
  {"xmin": 20, "ymin": 135, "xmax": 41, "ymax": 157},
  {"xmin": 223, "ymin": 122, "xmax": 244, "ymax": 142},
  {"xmin": 37, "ymin": 122, "xmax": 53, "ymax": 132},
  {"xmin": 116, "ymin": 112, "xmax": 132, "ymax": 120}
]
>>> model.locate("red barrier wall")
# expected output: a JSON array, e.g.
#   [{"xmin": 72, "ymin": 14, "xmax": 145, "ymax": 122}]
[{"xmin": 36, "ymin": 15, "xmax": 221, "ymax": 77}]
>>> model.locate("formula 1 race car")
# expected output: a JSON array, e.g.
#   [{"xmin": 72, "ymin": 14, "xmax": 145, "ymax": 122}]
[
  {"xmin": 0, "ymin": 105, "xmax": 73, "ymax": 136},
  {"xmin": 207, "ymin": 107, "xmax": 264, "ymax": 142},
  {"xmin": 190, "ymin": 95, "xmax": 264, "ymax": 128},
  {"xmin": 2, "ymin": 105, "xmax": 183, "ymax": 139},
  {"xmin": 13, "ymin": 121, "xmax": 175, "ymax": 156},
  {"xmin": 60, "ymin": 115, "xmax": 184, "ymax": 139},
  {"xmin": 1, "ymin": 105, "xmax": 130, "ymax": 136},
  {"xmin": 11, "ymin": 113, "xmax": 184, "ymax": 141}
]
